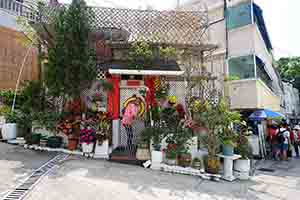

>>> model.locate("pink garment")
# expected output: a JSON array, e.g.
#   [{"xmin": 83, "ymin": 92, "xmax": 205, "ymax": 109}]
[{"xmin": 122, "ymin": 103, "xmax": 139, "ymax": 126}]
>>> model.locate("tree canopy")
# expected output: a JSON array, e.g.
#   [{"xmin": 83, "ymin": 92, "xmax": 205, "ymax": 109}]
[
  {"xmin": 45, "ymin": 0, "xmax": 96, "ymax": 98},
  {"xmin": 277, "ymin": 57, "xmax": 300, "ymax": 90}
]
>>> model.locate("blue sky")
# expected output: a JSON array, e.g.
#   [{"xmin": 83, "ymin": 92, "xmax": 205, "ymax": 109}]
[{"xmin": 62, "ymin": 0, "xmax": 299, "ymax": 59}]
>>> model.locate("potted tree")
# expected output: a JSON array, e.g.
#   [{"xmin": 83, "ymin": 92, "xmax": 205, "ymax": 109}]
[
  {"xmin": 234, "ymin": 132, "xmax": 252, "ymax": 180},
  {"xmin": 192, "ymin": 98, "xmax": 240, "ymax": 174},
  {"xmin": 44, "ymin": 0, "xmax": 97, "ymax": 150}
]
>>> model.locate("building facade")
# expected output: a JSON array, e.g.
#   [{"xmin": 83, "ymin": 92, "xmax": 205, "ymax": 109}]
[
  {"xmin": 182, "ymin": 0, "xmax": 284, "ymax": 114},
  {"xmin": 282, "ymin": 82, "xmax": 300, "ymax": 124}
]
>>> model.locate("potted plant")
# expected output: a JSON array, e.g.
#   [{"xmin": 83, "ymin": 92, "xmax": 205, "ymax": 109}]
[
  {"xmin": 220, "ymin": 127, "xmax": 238, "ymax": 156},
  {"xmin": 150, "ymin": 126, "xmax": 164, "ymax": 166},
  {"xmin": 192, "ymin": 157, "xmax": 203, "ymax": 170},
  {"xmin": 140, "ymin": 125, "xmax": 164, "ymax": 163},
  {"xmin": 57, "ymin": 118, "xmax": 80, "ymax": 151},
  {"xmin": 222, "ymin": 139, "xmax": 236, "ymax": 156},
  {"xmin": 94, "ymin": 112, "xmax": 111, "ymax": 158},
  {"xmin": 234, "ymin": 133, "xmax": 252, "ymax": 180},
  {"xmin": 136, "ymin": 140, "xmax": 151, "ymax": 161},
  {"xmin": 47, "ymin": 136, "xmax": 63, "ymax": 148},
  {"xmin": 40, "ymin": 135, "xmax": 48, "ymax": 147},
  {"xmin": 164, "ymin": 144, "xmax": 177, "ymax": 165},
  {"xmin": 2, "ymin": 111, "xmax": 18, "ymax": 140},
  {"xmin": 192, "ymin": 98, "xmax": 241, "ymax": 174},
  {"xmin": 80, "ymin": 126, "xmax": 96, "ymax": 157},
  {"xmin": 177, "ymin": 152, "xmax": 192, "ymax": 167}
]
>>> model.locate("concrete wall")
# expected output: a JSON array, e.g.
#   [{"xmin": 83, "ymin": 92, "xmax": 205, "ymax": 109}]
[
  {"xmin": 283, "ymin": 82, "xmax": 300, "ymax": 117},
  {"xmin": 228, "ymin": 24, "xmax": 255, "ymax": 57},
  {"xmin": 229, "ymin": 79, "xmax": 280, "ymax": 111},
  {"xmin": 229, "ymin": 79, "xmax": 258, "ymax": 109},
  {"xmin": 256, "ymin": 79, "xmax": 281, "ymax": 112}
]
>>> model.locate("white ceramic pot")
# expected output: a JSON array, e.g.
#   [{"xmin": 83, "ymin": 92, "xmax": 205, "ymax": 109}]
[
  {"xmin": 151, "ymin": 150, "xmax": 163, "ymax": 164},
  {"xmin": 2, "ymin": 123, "xmax": 17, "ymax": 140},
  {"xmin": 82, "ymin": 143, "xmax": 94, "ymax": 153},
  {"xmin": 94, "ymin": 140, "xmax": 109, "ymax": 159},
  {"xmin": 234, "ymin": 159, "xmax": 250, "ymax": 172}
]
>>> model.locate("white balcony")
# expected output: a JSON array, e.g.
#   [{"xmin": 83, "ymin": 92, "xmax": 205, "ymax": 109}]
[{"xmin": 228, "ymin": 78, "xmax": 281, "ymax": 111}]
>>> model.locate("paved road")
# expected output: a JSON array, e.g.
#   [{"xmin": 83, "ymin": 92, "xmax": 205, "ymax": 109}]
[
  {"xmin": 24, "ymin": 156, "xmax": 300, "ymax": 200},
  {"xmin": 1, "ymin": 142, "xmax": 299, "ymax": 200},
  {"xmin": 0, "ymin": 142, "xmax": 56, "ymax": 199}
]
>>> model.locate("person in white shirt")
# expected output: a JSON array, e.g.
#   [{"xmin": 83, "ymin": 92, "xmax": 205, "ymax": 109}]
[{"xmin": 279, "ymin": 123, "xmax": 290, "ymax": 161}]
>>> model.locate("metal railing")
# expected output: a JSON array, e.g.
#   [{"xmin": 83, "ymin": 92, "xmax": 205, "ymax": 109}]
[{"xmin": 0, "ymin": 0, "xmax": 39, "ymax": 21}]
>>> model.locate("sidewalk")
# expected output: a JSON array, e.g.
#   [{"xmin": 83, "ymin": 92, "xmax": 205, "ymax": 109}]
[
  {"xmin": 24, "ymin": 156, "xmax": 300, "ymax": 200},
  {"xmin": 0, "ymin": 142, "xmax": 56, "ymax": 199},
  {"xmin": 250, "ymin": 158, "xmax": 300, "ymax": 200}
]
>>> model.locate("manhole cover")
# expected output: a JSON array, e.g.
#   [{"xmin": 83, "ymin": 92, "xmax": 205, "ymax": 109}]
[{"xmin": 258, "ymin": 168, "xmax": 275, "ymax": 172}]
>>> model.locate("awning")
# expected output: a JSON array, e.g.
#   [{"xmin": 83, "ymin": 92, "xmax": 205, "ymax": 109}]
[
  {"xmin": 249, "ymin": 109, "xmax": 285, "ymax": 121},
  {"xmin": 99, "ymin": 60, "xmax": 184, "ymax": 76},
  {"xmin": 108, "ymin": 69, "xmax": 184, "ymax": 76}
]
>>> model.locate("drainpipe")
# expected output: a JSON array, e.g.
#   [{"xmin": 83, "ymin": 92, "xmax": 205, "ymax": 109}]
[
  {"xmin": 224, "ymin": 0, "xmax": 229, "ymax": 59},
  {"xmin": 224, "ymin": 0, "xmax": 230, "ymax": 104}
]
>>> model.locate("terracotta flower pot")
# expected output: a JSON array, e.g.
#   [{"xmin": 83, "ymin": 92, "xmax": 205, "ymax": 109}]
[
  {"xmin": 68, "ymin": 138, "xmax": 78, "ymax": 151},
  {"xmin": 207, "ymin": 157, "xmax": 220, "ymax": 174}
]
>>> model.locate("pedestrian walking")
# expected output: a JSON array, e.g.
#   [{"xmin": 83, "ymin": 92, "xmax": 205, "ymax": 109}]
[
  {"xmin": 291, "ymin": 126, "xmax": 300, "ymax": 158},
  {"xmin": 267, "ymin": 125, "xmax": 279, "ymax": 160},
  {"xmin": 277, "ymin": 123, "xmax": 290, "ymax": 161}
]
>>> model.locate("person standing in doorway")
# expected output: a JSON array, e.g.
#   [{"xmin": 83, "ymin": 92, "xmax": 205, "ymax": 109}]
[{"xmin": 121, "ymin": 96, "xmax": 141, "ymax": 156}]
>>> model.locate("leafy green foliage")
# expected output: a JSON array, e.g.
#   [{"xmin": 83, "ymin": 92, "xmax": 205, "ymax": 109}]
[
  {"xmin": 19, "ymin": 81, "xmax": 45, "ymax": 113},
  {"xmin": 0, "ymin": 90, "xmax": 25, "ymax": 109},
  {"xmin": 224, "ymin": 75, "xmax": 241, "ymax": 81},
  {"xmin": 5, "ymin": 111, "xmax": 19, "ymax": 123},
  {"xmin": 159, "ymin": 46, "xmax": 177, "ymax": 61},
  {"xmin": 277, "ymin": 57, "xmax": 300, "ymax": 90},
  {"xmin": 45, "ymin": 0, "xmax": 96, "ymax": 98},
  {"xmin": 140, "ymin": 126, "xmax": 165, "ymax": 151},
  {"xmin": 0, "ymin": 105, "xmax": 10, "ymax": 116},
  {"xmin": 192, "ymin": 98, "xmax": 241, "ymax": 157},
  {"xmin": 32, "ymin": 112, "xmax": 62, "ymax": 132},
  {"xmin": 235, "ymin": 134, "xmax": 252, "ymax": 159},
  {"xmin": 161, "ymin": 107, "xmax": 193, "ymax": 154},
  {"xmin": 128, "ymin": 41, "xmax": 153, "ymax": 69},
  {"xmin": 277, "ymin": 57, "xmax": 300, "ymax": 78}
]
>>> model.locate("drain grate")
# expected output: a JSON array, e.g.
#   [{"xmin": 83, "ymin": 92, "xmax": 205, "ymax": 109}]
[{"xmin": 2, "ymin": 154, "xmax": 68, "ymax": 200}]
